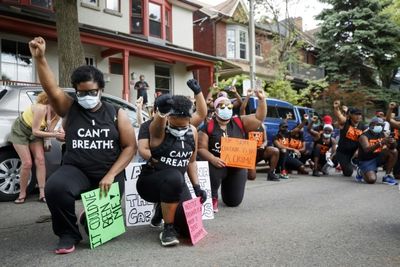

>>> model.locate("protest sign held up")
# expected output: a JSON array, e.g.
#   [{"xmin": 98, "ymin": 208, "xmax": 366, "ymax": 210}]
[
  {"xmin": 220, "ymin": 137, "xmax": 257, "ymax": 169},
  {"xmin": 183, "ymin": 197, "xmax": 207, "ymax": 245},
  {"xmin": 81, "ymin": 182, "xmax": 125, "ymax": 249},
  {"xmin": 125, "ymin": 162, "xmax": 154, "ymax": 227}
]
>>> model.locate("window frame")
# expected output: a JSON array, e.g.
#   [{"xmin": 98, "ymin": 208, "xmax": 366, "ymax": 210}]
[
  {"xmin": 131, "ymin": 0, "xmax": 144, "ymax": 34},
  {"xmin": 3, "ymin": 0, "xmax": 54, "ymax": 12},
  {"xmin": 1, "ymin": 38, "xmax": 34, "ymax": 82},
  {"xmin": 109, "ymin": 57, "xmax": 123, "ymax": 75},
  {"xmin": 226, "ymin": 25, "xmax": 249, "ymax": 60},
  {"xmin": 105, "ymin": 0, "xmax": 120, "ymax": 12},
  {"xmin": 154, "ymin": 64, "xmax": 172, "ymax": 95}
]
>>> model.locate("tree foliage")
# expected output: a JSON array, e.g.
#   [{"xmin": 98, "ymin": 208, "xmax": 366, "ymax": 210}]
[{"xmin": 316, "ymin": 0, "xmax": 400, "ymax": 89}]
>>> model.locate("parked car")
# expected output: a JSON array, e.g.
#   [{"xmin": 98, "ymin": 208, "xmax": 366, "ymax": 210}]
[{"xmin": 0, "ymin": 86, "xmax": 148, "ymax": 202}]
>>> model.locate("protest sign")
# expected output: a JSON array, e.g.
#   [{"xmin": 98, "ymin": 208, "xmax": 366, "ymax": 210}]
[
  {"xmin": 81, "ymin": 182, "xmax": 125, "ymax": 249},
  {"xmin": 220, "ymin": 137, "xmax": 257, "ymax": 169},
  {"xmin": 242, "ymin": 79, "xmax": 251, "ymax": 96},
  {"xmin": 184, "ymin": 161, "xmax": 214, "ymax": 220},
  {"xmin": 125, "ymin": 162, "xmax": 154, "ymax": 227},
  {"xmin": 183, "ymin": 197, "xmax": 207, "ymax": 245},
  {"xmin": 248, "ymin": 131, "xmax": 264, "ymax": 147}
]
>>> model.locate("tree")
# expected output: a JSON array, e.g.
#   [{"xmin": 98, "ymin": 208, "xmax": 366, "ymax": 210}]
[
  {"xmin": 382, "ymin": 0, "xmax": 400, "ymax": 27},
  {"xmin": 316, "ymin": 0, "xmax": 400, "ymax": 89},
  {"xmin": 54, "ymin": 1, "xmax": 85, "ymax": 87}
]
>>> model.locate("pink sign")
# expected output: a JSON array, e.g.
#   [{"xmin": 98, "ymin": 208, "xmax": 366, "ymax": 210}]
[{"xmin": 183, "ymin": 197, "xmax": 208, "ymax": 245}]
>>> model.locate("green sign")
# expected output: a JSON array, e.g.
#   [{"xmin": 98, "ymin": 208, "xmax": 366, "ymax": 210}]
[{"xmin": 81, "ymin": 182, "xmax": 125, "ymax": 249}]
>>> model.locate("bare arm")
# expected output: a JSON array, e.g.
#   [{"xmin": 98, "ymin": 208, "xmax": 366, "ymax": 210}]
[
  {"xmin": 29, "ymin": 37, "xmax": 73, "ymax": 117},
  {"xmin": 291, "ymin": 119, "xmax": 307, "ymax": 134},
  {"xmin": 333, "ymin": 100, "xmax": 346, "ymax": 127},
  {"xmin": 190, "ymin": 92, "xmax": 207, "ymax": 128},
  {"xmin": 187, "ymin": 126, "xmax": 200, "ymax": 186},
  {"xmin": 149, "ymin": 112, "xmax": 167, "ymax": 148},
  {"xmin": 330, "ymin": 138, "xmax": 337, "ymax": 157},
  {"xmin": 231, "ymin": 87, "xmax": 242, "ymax": 108},
  {"xmin": 31, "ymin": 104, "xmax": 62, "ymax": 138},
  {"xmin": 359, "ymin": 135, "xmax": 381, "ymax": 153},
  {"xmin": 197, "ymin": 131, "xmax": 225, "ymax": 168},
  {"xmin": 240, "ymin": 93, "xmax": 251, "ymax": 116},
  {"xmin": 307, "ymin": 119, "xmax": 321, "ymax": 140},
  {"xmin": 138, "ymin": 138, "xmax": 151, "ymax": 161},
  {"xmin": 241, "ymin": 89, "xmax": 266, "ymax": 132}
]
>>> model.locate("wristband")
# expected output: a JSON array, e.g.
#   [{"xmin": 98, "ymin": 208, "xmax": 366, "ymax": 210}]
[{"xmin": 157, "ymin": 110, "xmax": 169, "ymax": 118}]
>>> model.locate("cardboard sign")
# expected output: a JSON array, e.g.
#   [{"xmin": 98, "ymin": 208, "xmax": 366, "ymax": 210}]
[
  {"xmin": 125, "ymin": 162, "xmax": 154, "ymax": 227},
  {"xmin": 220, "ymin": 137, "xmax": 257, "ymax": 169},
  {"xmin": 183, "ymin": 197, "xmax": 208, "ymax": 245},
  {"xmin": 242, "ymin": 79, "xmax": 251, "ymax": 96},
  {"xmin": 184, "ymin": 161, "xmax": 214, "ymax": 220},
  {"xmin": 81, "ymin": 182, "xmax": 125, "ymax": 249}
]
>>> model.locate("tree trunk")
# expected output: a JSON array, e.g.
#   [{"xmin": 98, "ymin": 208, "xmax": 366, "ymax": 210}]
[{"xmin": 54, "ymin": 0, "xmax": 85, "ymax": 87}]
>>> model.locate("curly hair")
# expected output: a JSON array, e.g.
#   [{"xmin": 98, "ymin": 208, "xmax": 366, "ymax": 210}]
[
  {"xmin": 36, "ymin": 92, "xmax": 49, "ymax": 104},
  {"xmin": 170, "ymin": 95, "xmax": 193, "ymax": 118},
  {"xmin": 71, "ymin": 65, "xmax": 105, "ymax": 90}
]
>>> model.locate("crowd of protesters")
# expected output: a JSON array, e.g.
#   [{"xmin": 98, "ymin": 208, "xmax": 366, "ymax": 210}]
[{"xmin": 22, "ymin": 37, "xmax": 399, "ymax": 254}]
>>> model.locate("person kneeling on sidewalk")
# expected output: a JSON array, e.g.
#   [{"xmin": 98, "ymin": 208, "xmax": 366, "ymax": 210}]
[{"xmin": 357, "ymin": 117, "xmax": 398, "ymax": 185}]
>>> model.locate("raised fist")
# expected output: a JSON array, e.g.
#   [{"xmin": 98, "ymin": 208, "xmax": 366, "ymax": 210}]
[
  {"xmin": 187, "ymin": 79, "xmax": 202, "ymax": 95},
  {"xmin": 389, "ymin": 102, "xmax": 397, "ymax": 109},
  {"xmin": 333, "ymin": 100, "xmax": 340, "ymax": 108},
  {"xmin": 155, "ymin": 94, "xmax": 174, "ymax": 114}
]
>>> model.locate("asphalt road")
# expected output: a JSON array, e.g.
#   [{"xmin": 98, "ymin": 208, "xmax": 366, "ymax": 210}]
[{"xmin": 1, "ymin": 171, "xmax": 400, "ymax": 267}]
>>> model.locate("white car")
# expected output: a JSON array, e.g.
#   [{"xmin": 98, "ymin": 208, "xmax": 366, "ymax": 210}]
[{"xmin": 0, "ymin": 86, "xmax": 148, "ymax": 201}]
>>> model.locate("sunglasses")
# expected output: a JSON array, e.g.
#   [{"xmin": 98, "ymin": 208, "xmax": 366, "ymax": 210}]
[
  {"xmin": 218, "ymin": 103, "xmax": 233, "ymax": 110},
  {"xmin": 76, "ymin": 89, "xmax": 99, "ymax": 97},
  {"xmin": 280, "ymin": 126, "xmax": 288, "ymax": 129}
]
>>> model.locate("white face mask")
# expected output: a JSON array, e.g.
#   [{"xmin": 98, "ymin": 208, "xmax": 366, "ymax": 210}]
[
  {"xmin": 372, "ymin": 125, "xmax": 383, "ymax": 134},
  {"xmin": 323, "ymin": 133, "xmax": 332, "ymax": 139},
  {"xmin": 167, "ymin": 125, "xmax": 189, "ymax": 137},
  {"xmin": 77, "ymin": 95, "xmax": 100, "ymax": 109},
  {"xmin": 217, "ymin": 107, "xmax": 233, "ymax": 121}
]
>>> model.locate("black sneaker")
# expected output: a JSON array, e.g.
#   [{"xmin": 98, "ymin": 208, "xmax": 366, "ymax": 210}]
[
  {"xmin": 312, "ymin": 170, "xmax": 321, "ymax": 177},
  {"xmin": 159, "ymin": 223, "xmax": 179, "ymax": 246},
  {"xmin": 55, "ymin": 236, "xmax": 80, "ymax": 254},
  {"xmin": 150, "ymin": 202, "xmax": 163, "ymax": 228},
  {"xmin": 267, "ymin": 172, "xmax": 280, "ymax": 181}
]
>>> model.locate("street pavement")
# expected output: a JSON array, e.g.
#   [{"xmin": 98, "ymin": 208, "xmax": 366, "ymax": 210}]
[{"xmin": 2, "ymin": 171, "xmax": 400, "ymax": 267}]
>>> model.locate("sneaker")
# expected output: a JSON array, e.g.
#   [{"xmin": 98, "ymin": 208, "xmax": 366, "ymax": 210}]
[
  {"xmin": 159, "ymin": 224, "xmax": 179, "ymax": 247},
  {"xmin": 382, "ymin": 175, "xmax": 398, "ymax": 186},
  {"xmin": 321, "ymin": 163, "xmax": 330, "ymax": 175},
  {"xmin": 267, "ymin": 172, "xmax": 280, "ymax": 181},
  {"xmin": 55, "ymin": 236, "xmax": 79, "ymax": 254},
  {"xmin": 355, "ymin": 168, "xmax": 364, "ymax": 183},
  {"xmin": 279, "ymin": 170, "xmax": 289, "ymax": 179},
  {"xmin": 78, "ymin": 210, "xmax": 89, "ymax": 236},
  {"xmin": 212, "ymin": 197, "xmax": 219, "ymax": 213},
  {"xmin": 150, "ymin": 202, "xmax": 163, "ymax": 228},
  {"xmin": 312, "ymin": 170, "xmax": 321, "ymax": 177}
]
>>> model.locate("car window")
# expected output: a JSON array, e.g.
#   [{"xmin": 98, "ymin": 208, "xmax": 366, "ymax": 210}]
[
  {"xmin": 298, "ymin": 108, "xmax": 306, "ymax": 119},
  {"xmin": 267, "ymin": 106, "xmax": 295, "ymax": 120},
  {"xmin": 0, "ymin": 89, "xmax": 7, "ymax": 100}
]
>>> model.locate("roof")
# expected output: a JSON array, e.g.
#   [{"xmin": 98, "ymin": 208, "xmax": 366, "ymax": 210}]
[{"xmin": 196, "ymin": 0, "xmax": 248, "ymax": 20}]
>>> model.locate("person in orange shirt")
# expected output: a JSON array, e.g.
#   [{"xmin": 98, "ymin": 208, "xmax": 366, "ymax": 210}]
[
  {"xmin": 386, "ymin": 102, "xmax": 400, "ymax": 180},
  {"xmin": 333, "ymin": 100, "xmax": 367, "ymax": 177}
]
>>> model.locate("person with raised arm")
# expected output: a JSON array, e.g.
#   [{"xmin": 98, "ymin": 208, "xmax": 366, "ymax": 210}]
[{"xmin": 29, "ymin": 37, "xmax": 136, "ymax": 254}]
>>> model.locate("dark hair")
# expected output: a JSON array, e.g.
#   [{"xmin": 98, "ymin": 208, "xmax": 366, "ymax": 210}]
[
  {"xmin": 71, "ymin": 65, "xmax": 105, "ymax": 90},
  {"xmin": 170, "ymin": 95, "xmax": 193, "ymax": 117}
]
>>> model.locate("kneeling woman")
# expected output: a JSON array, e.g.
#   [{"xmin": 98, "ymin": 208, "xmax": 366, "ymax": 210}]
[{"xmin": 137, "ymin": 94, "xmax": 206, "ymax": 247}]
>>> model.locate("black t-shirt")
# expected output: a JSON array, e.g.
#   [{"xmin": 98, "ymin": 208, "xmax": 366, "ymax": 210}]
[
  {"xmin": 315, "ymin": 136, "xmax": 334, "ymax": 155},
  {"xmin": 134, "ymin": 81, "xmax": 149, "ymax": 95},
  {"xmin": 150, "ymin": 128, "xmax": 195, "ymax": 174},
  {"xmin": 138, "ymin": 119, "xmax": 152, "ymax": 140},
  {"xmin": 62, "ymin": 101, "xmax": 121, "ymax": 181},
  {"xmin": 200, "ymin": 117, "xmax": 245, "ymax": 157},
  {"xmin": 337, "ymin": 119, "xmax": 366, "ymax": 154},
  {"xmin": 358, "ymin": 130, "xmax": 385, "ymax": 161}
]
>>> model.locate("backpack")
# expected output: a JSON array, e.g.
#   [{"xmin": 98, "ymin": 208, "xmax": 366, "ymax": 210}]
[{"xmin": 206, "ymin": 116, "xmax": 245, "ymax": 136}]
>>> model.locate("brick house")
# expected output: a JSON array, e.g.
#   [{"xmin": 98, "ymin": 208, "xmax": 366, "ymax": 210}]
[{"xmin": 0, "ymin": 0, "xmax": 217, "ymax": 103}]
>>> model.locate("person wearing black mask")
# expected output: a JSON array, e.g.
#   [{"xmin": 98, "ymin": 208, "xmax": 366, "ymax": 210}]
[
  {"xmin": 333, "ymin": 100, "xmax": 367, "ymax": 177},
  {"xmin": 356, "ymin": 117, "xmax": 398, "ymax": 185}
]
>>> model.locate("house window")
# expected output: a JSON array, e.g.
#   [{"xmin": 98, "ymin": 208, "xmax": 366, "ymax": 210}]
[
  {"xmin": 239, "ymin": 31, "xmax": 247, "ymax": 59},
  {"xmin": 30, "ymin": 0, "xmax": 52, "ymax": 9},
  {"xmin": 227, "ymin": 29, "xmax": 236, "ymax": 59},
  {"xmin": 106, "ymin": 0, "xmax": 120, "ymax": 12},
  {"xmin": 109, "ymin": 58, "xmax": 123, "ymax": 75},
  {"xmin": 165, "ymin": 7, "xmax": 171, "ymax": 41},
  {"xmin": 85, "ymin": 56, "xmax": 96, "ymax": 67},
  {"xmin": 155, "ymin": 65, "xmax": 171, "ymax": 94},
  {"xmin": 255, "ymin": 42, "xmax": 261, "ymax": 57},
  {"xmin": 149, "ymin": 2, "xmax": 162, "ymax": 38},
  {"xmin": 82, "ymin": 0, "xmax": 99, "ymax": 7},
  {"xmin": 132, "ymin": 0, "xmax": 143, "ymax": 34},
  {"xmin": 1, "ymin": 39, "xmax": 33, "ymax": 82}
]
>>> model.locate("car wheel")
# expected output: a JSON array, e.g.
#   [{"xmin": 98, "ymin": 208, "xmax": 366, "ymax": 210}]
[{"xmin": 0, "ymin": 149, "xmax": 36, "ymax": 202}]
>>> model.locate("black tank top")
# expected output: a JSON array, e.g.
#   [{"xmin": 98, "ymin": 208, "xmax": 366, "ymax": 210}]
[
  {"xmin": 337, "ymin": 119, "xmax": 366, "ymax": 154},
  {"xmin": 63, "ymin": 101, "xmax": 121, "ymax": 180},
  {"xmin": 358, "ymin": 130, "xmax": 385, "ymax": 161},
  {"xmin": 202, "ymin": 117, "xmax": 245, "ymax": 157},
  {"xmin": 150, "ymin": 128, "xmax": 195, "ymax": 174}
]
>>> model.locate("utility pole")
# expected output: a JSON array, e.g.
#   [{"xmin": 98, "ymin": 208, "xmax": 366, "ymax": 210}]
[{"xmin": 249, "ymin": 0, "xmax": 256, "ymax": 89}]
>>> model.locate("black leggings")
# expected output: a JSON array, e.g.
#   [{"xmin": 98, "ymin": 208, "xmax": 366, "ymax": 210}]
[
  {"xmin": 209, "ymin": 164, "xmax": 247, "ymax": 207},
  {"xmin": 136, "ymin": 166, "xmax": 192, "ymax": 236},
  {"xmin": 333, "ymin": 151, "xmax": 354, "ymax": 177},
  {"xmin": 45, "ymin": 164, "xmax": 125, "ymax": 241}
]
